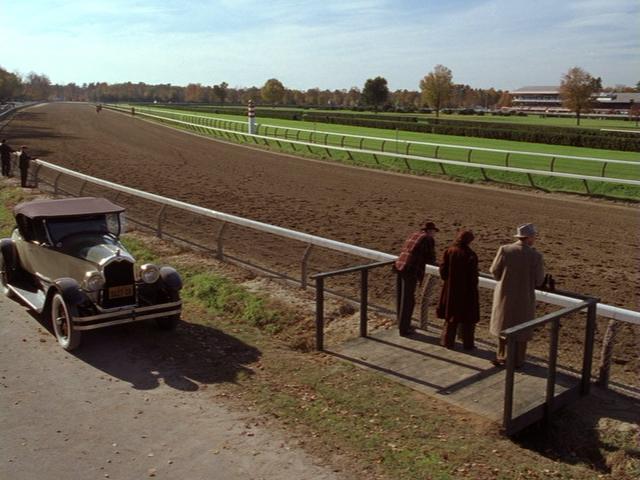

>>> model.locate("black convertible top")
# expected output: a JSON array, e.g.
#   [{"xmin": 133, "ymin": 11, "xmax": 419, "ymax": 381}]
[{"xmin": 14, "ymin": 197, "xmax": 125, "ymax": 219}]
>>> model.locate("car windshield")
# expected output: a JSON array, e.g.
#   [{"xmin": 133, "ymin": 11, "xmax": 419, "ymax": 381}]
[{"xmin": 46, "ymin": 213, "xmax": 120, "ymax": 244}]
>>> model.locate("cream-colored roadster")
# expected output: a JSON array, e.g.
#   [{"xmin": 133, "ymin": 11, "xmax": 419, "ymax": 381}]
[{"xmin": 0, "ymin": 197, "xmax": 182, "ymax": 350}]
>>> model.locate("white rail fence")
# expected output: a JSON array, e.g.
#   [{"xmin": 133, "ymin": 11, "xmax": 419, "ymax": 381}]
[
  {"xmin": 105, "ymin": 105, "xmax": 640, "ymax": 191},
  {"xmin": 24, "ymin": 159, "xmax": 639, "ymax": 389},
  {"xmin": 130, "ymin": 105, "xmax": 640, "ymax": 169}
]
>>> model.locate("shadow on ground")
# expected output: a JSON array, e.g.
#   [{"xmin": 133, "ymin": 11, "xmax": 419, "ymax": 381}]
[
  {"xmin": 31, "ymin": 311, "xmax": 261, "ymax": 392},
  {"xmin": 516, "ymin": 386, "xmax": 640, "ymax": 477}
]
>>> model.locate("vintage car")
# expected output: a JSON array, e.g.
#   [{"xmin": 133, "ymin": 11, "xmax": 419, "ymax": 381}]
[{"xmin": 0, "ymin": 197, "xmax": 182, "ymax": 350}]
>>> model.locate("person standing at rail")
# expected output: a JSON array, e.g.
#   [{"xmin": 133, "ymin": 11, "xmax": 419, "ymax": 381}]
[
  {"xmin": 394, "ymin": 220, "xmax": 439, "ymax": 336},
  {"xmin": 0, "ymin": 139, "xmax": 14, "ymax": 177},
  {"xmin": 18, "ymin": 146, "xmax": 31, "ymax": 188},
  {"xmin": 489, "ymin": 223, "xmax": 545, "ymax": 368},
  {"xmin": 436, "ymin": 229, "xmax": 480, "ymax": 350}
]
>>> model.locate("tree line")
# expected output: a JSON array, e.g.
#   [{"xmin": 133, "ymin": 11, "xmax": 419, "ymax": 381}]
[{"xmin": 1, "ymin": 64, "xmax": 638, "ymax": 121}]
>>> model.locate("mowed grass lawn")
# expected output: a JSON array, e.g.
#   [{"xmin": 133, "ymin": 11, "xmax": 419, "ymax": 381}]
[{"xmin": 130, "ymin": 105, "xmax": 640, "ymax": 200}]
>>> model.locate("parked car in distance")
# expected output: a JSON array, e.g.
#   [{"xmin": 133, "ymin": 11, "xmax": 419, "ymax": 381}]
[{"xmin": 0, "ymin": 197, "xmax": 182, "ymax": 350}]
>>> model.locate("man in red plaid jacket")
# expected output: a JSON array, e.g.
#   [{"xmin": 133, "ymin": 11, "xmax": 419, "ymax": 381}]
[{"xmin": 394, "ymin": 220, "xmax": 439, "ymax": 336}]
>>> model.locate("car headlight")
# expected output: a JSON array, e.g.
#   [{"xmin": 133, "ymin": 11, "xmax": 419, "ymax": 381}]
[
  {"xmin": 83, "ymin": 271, "xmax": 106, "ymax": 292},
  {"xmin": 140, "ymin": 264, "xmax": 160, "ymax": 284}
]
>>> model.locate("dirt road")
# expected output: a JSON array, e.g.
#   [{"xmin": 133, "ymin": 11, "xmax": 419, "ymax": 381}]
[{"xmin": 0, "ymin": 295, "xmax": 344, "ymax": 480}]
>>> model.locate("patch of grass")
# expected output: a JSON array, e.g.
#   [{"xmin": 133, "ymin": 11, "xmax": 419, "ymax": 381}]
[{"xmin": 0, "ymin": 188, "xmax": 31, "ymax": 237}]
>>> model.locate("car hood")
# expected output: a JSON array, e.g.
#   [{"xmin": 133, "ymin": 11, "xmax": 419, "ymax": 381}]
[{"xmin": 58, "ymin": 234, "xmax": 134, "ymax": 267}]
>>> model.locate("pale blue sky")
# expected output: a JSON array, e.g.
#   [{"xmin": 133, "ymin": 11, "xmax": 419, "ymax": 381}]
[{"xmin": 2, "ymin": 0, "xmax": 638, "ymax": 90}]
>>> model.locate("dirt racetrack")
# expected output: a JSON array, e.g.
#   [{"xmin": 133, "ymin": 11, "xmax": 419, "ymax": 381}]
[{"xmin": 3, "ymin": 102, "xmax": 639, "ymax": 385}]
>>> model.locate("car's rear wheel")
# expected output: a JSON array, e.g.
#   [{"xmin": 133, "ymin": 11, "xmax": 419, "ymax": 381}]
[{"xmin": 51, "ymin": 293, "xmax": 81, "ymax": 351}]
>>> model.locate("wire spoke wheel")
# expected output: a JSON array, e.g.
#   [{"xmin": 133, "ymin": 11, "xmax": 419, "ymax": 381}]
[{"xmin": 50, "ymin": 293, "xmax": 81, "ymax": 351}]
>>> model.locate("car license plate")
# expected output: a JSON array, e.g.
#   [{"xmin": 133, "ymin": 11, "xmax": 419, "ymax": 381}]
[{"xmin": 109, "ymin": 285, "xmax": 133, "ymax": 299}]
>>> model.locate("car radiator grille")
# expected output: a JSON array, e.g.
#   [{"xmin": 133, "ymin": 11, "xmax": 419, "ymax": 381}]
[{"xmin": 101, "ymin": 260, "xmax": 135, "ymax": 309}]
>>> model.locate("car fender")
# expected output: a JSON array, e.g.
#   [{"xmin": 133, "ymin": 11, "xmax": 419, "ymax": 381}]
[
  {"xmin": 159, "ymin": 266, "xmax": 182, "ymax": 291},
  {"xmin": 0, "ymin": 238, "xmax": 19, "ymax": 271},
  {"xmin": 49, "ymin": 277, "xmax": 88, "ymax": 307}
]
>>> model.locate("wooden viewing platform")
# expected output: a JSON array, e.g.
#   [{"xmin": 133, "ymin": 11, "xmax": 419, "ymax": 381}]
[{"xmin": 329, "ymin": 328, "xmax": 579, "ymax": 430}]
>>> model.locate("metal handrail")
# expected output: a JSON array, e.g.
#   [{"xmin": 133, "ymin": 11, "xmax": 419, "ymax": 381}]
[
  {"xmin": 501, "ymin": 297, "xmax": 598, "ymax": 435},
  {"xmin": 312, "ymin": 260, "xmax": 396, "ymax": 351},
  {"xmin": 31, "ymin": 159, "xmax": 640, "ymax": 326}
]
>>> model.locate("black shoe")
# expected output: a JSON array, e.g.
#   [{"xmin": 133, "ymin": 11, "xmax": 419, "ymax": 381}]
[{"xmin": 491, "ymin": 359, "xmax": 505, "ymax": 367}]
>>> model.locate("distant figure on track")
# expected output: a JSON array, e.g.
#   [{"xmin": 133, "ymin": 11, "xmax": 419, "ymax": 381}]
[
  {"xmin": 18, "ymin": 146, "xmax": 31, "ymax": 187},
  {"xmin": 489, "ymin": 223, "xmax": 545, "ymax": 368},
  {"xmin": 394, "ymin": 220, "xmax": 439, "ymax": 336},
  {"xmin": 1, "ymin": 139, "xmax": 14, "ymax": 177},
  {"xmin": 131, "ymin": 107, "xmax": 135, "ymax": 116},
  {"xmin": 436, "ymin": 229, "xmax": 480, "ymax": 350},
  {"xmin": 96, "ymin": 104, "xmax": 102, "ymax": 113}
]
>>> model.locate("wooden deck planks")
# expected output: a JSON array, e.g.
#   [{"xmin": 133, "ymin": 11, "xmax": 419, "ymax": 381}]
[{"xmin": 330, "ymin": 328, "xmax": 580, "ymax": 424}]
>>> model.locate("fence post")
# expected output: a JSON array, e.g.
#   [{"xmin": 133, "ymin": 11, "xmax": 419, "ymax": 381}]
[
  {"xmin": 315, "ymin": 277, "xmax": 325, "ymax": 351},
  {"xmin": 359, "ymin": 137, "xmax": 365, "ymax": 150},
  {"xmin": 550, "ymin": 157, "xmax": 556, "ymax": 172},
  {"xmin": 439, "ymin": 162, "xmax": 446, "ymax": 175},
  {"xmin": 527, "ymin": 173, "xmax": 536, "ymax": 188},
  {"xmin": 360, "ymin": 269, "xmax": 368, "ymax": 338},
  {"xmin": 156, "ymin": 204, "xmax": 167, "ymax": 238},
  {"xmin": 600, "ymin": 162, "xmax": 608, "ymax": 178},
  {"xmin": 597, "ymin": 318, "xmax": 619, "ymax": 388},
  {"xmin": 434, "ymin": 146, "xmax": 439, "ymax": 159},
  {"xmin": 502, "ymin": 336, "xmax": 517, "ymax": 433},
  {"xmin": 216, "ymin": 222, "xmax": 227, "ymax": 260},
  {"xmin": 300, "ymin": 244, "xmax": 314, "ymax": 289},
  {"xmin": 467, "ymin": 150, "xmax": 472, "ymax": 162},
  {"xmin": 583, "ymin": 179, "xmax": 590, "ymax": 194},
  {"xmin": 545, "ymin": 319, "xmax": 560, "ymax": 419},
  {"xmin": 53, "ymin": 172, "xmax": 63, "ymax": 196},
  {"xmin": 505, "ymin": 153, "xmax": 510, "ymax": 167},
  {"xmin": 32, "ymin": 163, "xmax": 42, "ymax": 188},
  {"xmin": 581, "ymin": 301, "xmax": 597, "ymax": 394}
]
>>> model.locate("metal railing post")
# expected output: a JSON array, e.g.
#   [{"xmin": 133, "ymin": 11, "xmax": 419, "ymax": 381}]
[
  {"xmin": 156, "ymin": 204, "xmax": 167, "ymax": 238},
  {"xmin": 216, "ymin": 222, "xmax": 227, "ymax": 260},
  {"xmin": 597, "ymin": 319, "xmax": 619, "ymax": 388},
  {"xmin": 581, "ymin": 301, "xmax": 597, "ymax": 394},
  {"xmin": 300, "ymin": 244, "xmax": 314, "ymax": 289},
  {"xmin": 360, "ymin": 269, "xmax": 368, "ymax": 338},
  {"xmin": 53, "ymin": 172, "xmax": 63, "ymax": 196},
  {"xmin": 545, "ymin": 319, "xmax": 560, "ymax": 418},
  {"xmin": 502, "ymin": 336, "xmax": 517, "ymax": 432},
  {"xmin": 78, "ymin": 180, "xmax": 88, "ymax": 196},
  {"xmin": 315, "ymin": 277, "xmax": 325, "ymax": 351}
]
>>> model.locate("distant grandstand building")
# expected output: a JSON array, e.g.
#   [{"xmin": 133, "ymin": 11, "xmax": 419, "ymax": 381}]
[
  {"xmin": 511, "ymin": 86, "xmax": 640, "ymax": 114},
  {"xmin": 511, "ymin": 86, "xmax": 563, "ymax": 111}
]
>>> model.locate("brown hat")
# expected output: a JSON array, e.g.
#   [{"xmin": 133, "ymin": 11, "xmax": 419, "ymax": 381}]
[{"xmin": 423, "ymin": 221, "xmax": 439, "ymax": 232}]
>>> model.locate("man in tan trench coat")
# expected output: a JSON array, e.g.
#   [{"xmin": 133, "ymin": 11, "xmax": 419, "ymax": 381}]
[{"xmin": 489, "ymin": 223, "xmax": 545, "ymax": 367}]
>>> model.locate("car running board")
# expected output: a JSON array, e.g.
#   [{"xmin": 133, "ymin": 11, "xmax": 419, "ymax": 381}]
[{"xmin": 8, "ymin": 284, "xmax": 46, "ymax": 313}]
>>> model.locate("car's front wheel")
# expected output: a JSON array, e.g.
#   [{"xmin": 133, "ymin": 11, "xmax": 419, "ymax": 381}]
[
  {"xmin": 51, "ymin": 293, "xmax": 81, "ymax": 351},
  {"xmin": 154, "ymin": 290, "xmax": 180, "ymax": 330}
]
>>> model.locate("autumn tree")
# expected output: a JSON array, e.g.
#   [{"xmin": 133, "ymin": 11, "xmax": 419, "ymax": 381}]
[
  {"xmin": 361, "ymin": 77, "xmax": 389, "ymax": 111},
  {"xmin": 559, "ymin": 67, "xmax": 597, "ymax": 126},
  {"xmin": 23, "ymin": 72, "xmax": 52, "ymax": 100},
  {"xmin": 0, "ymin": 67, "xmax": 22, "ymax": 101},
  {"xmin": 497, "ymin": 91, "xmax": 512, "ymax": 108},
  {"xmin": 261, "ymin": 78, "xmax": 285, "ymax": 104},
  {"xmin": 212, "ymin": 81, "xmax": 228, "ymax": 104},
  {"xmin": 420, "ymin": 65, "xmax": 453, "ymax": 117}
]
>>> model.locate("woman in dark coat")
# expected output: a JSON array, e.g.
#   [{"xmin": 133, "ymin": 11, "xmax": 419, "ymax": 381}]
[{"xmin": 436, "ymin": 229, "xmax": 480, "ymax": 350}]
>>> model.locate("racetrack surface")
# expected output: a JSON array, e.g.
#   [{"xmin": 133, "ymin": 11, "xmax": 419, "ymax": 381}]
[{"xmin": 4, "ymin": 102, "xmax": 639, "ymax": 383}]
